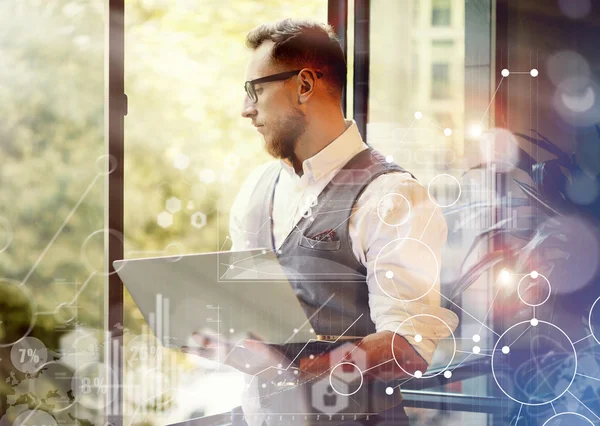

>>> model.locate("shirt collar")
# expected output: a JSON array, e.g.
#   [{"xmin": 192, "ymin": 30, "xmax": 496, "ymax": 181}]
[{"xmin": 280, "ymin": 120, "xmax": 368, "ymax": 181}]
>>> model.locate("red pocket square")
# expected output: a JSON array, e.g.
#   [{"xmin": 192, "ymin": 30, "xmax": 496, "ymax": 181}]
[{"xmin": 307, "ymin": 228, "xmax": 337, "ymax": 242}]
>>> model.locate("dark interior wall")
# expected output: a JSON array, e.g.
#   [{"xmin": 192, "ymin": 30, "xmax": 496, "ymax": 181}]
[{"xmin": 498, "ymin": 0, "xmax": 600, "ymax": 172}]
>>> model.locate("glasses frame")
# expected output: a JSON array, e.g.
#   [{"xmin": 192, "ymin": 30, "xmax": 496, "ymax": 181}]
[{"xmin": 244, "ymin": 69, "xmax": 323, "ymax": 103}]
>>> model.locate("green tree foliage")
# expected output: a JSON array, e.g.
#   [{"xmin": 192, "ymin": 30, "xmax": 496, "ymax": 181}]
[{"xmin": 1, "ymin": 0, "xmax": 326, "ymax": 422}]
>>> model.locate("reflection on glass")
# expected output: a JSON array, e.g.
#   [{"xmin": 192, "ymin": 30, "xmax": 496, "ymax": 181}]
[
  {"xmin": 0, "ymin": 0, "xmax": 105, "ymax": 424},
  {"xmin": 123, "ymin": 1, "xmax": 327, "ymax": 423}
]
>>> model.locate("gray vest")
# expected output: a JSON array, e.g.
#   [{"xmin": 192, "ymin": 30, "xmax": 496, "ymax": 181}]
[{"xmin": 241, "ymin": 148, "xmax": 414, "ymax": 338}]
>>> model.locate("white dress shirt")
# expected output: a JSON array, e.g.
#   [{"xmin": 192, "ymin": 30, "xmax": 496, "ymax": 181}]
[{"xmin": 229, "ymin": 120, "xmax": 457, "ymax": 365}]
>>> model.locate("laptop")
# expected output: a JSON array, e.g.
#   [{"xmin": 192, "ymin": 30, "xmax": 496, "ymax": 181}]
[{"xmin": 114, "ymin": 249, "xmax": 360, "ymax": 358}]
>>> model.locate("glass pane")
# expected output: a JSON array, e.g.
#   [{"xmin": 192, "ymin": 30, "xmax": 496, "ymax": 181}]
[
  {"xmin": 431, "ymin": 62, "xmax": 450, "ymax": 99},
  {"xmin": 368, "ymin": 0, "xmax": 493, "ymax": 407},
  {"xmin": 123, "ymin": 2, "xmax": 327, "ymax": 423},
  {"xmin": 432, "ymin": 0, "xmax": 452, "ymax": 27},
  {"xmin": 0, "ymin": 0, "xmax": 106, "ymax": 424}
]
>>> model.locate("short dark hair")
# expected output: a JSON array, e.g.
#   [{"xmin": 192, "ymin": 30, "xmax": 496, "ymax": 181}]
[{"xmin": 246, "ymin": 18, "xmax": 346, "ymax": 100}]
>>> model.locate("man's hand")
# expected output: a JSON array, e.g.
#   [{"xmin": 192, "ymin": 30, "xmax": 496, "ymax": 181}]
[
  {"xmin": 181, "ymin": 332, "xmax": 297, "ymax": 381},
  {"xmin": 297, "ymin": 331, "xmax": 428, "ymax": 382}
]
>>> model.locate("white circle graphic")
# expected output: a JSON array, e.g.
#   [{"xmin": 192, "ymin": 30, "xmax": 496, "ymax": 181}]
[
  {"xmin": 81, "ymin": 229, "xmax": 126, "ymax": 276},
  {"xmin": 543, "ymin": 412, "xmax": 594, "ymax": 426},
  {"xmin": 427, "ymin": 174, "xmax": 462, "ymax": 208},
  {"xmin": 13, "ymin": 410, "xmax": 58, "ymax": 426},
  {"xmin": 491, "ymin": 320, "xmax": 577, "ymax": 406},
  {"xmin": 377, "ymin": 193, "xmax": 411, "ymax": 227},
  {"xmin": 392, "ymin": 314, "xmax": 456, "ymax": 379},
  {"xmin": 96, "ymin": 154, "xmax": 118, "ymax": 175},
  {"xmin": 517, "ymin": 273, "xmax": 551, "ymax": 307},
  {"xmin": 374, "ymin": 237, "xmax": 439, "ymax": 302},
  {"xmin": 329, "ymin": 362, "xmax": 364, "ymax": 396}
]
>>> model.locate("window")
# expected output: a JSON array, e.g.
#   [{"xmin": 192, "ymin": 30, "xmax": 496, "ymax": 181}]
[
  {"xmin": 123, "ymin": 1, "xmax": 327, "ymax": 423},
  {"xmin": 432, "ymin": 0, "xmax": 452, "ymax": 26},
  {"xmin": 1, "ymin": 0, "xmax": 106, "ymax": 423},
  {"xmin": 432, "ymin": 62, "xmax": 450, "ymax": 99}
]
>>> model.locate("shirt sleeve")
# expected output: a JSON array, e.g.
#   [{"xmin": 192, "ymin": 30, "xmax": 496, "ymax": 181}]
[
  {"xmin": 349, "ymin": 172, "xmax": 459, "ymax": 365},
  {"xmin": 229, "ymin": 161, "xmax": 278, "ymax": 252}
]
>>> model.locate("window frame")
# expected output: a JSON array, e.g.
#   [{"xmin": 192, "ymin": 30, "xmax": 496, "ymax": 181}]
[{"xmin": 107, "ymin": 0, "xmax": 510, "ymax": 423}]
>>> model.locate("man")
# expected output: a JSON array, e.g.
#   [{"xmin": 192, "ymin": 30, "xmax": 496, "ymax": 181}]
[{"xmin": 188, "ymin": 18, "xmax": 458, "ymax": 426}]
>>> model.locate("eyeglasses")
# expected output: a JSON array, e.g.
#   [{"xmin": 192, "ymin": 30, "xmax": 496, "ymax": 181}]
[{"xmin": 244, "ymin": 69, "xmax": 323, "ymax": 103}]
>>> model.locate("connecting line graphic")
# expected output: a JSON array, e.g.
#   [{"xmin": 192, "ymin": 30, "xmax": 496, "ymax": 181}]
[
  {"xmin": 362, "ymin": 358, "xmax": 395, "ymax": 374},
  {"xmin": 20, "ymin": 173, "xmax": 101, "ymax": 288},
  {"xmin": 36, "ymin": 272, "xmax": 97, "ymax": 316},
  {"xmin": 432, "ymin": 288, "xmax": 501, "ymax": 337},
  {"xmin": 396, "ymin": 118, "xmax": 417, "ymax": 145},
  {"xmin": 221, "ymin": 293, "xmax": 338, "ymax": 363},
  {"xmin": 567, "ymin": 390, "xmax": 600, "ymax": 421},
  {"xmin": 222, "ymin": 156, "xmax": 421, "ymax": 253},
  {"xmin": 419, "ymin": 206, "xmax": 438, "ymax": 241},
  {"xmin": 479, "ymin": 77, "xmax": 505, "ymax": 127},
  {"xmin": 228, "ymin": 250, "xmax": 269, "ymax": 266},
  {"xmin": 281, "ymin": 293, "xmax": 336, "ymax": 345},
  {"xmin": 573, "ymin": 334, "xmax": 593, "ymax": 345},
  {"xmin": 280, "ymin": 171, "xmax": 415, "ymax": 250},
  {"xmin": 220, "ymin": 263, "xmax": 363, "ymax": 279},
  {"xmin": 243, "ymin": 314, "xmax": 364, "ymax": 391},
  {"xmin": 220, "ymin": 237, "xmax": 231, "ymax": 251},
  {"xmin": 19, "ymin": 403, "xmax": 42, "ymax": 425},
  {"xmin": 315, "ymin": 207, "xmax": 355, "ymax": 215},
  {"xmin": 508, "ymin": 326, "xmax": 532, "ymax": 348},
  {"xmin": 550, "ymin": 401, "xmax": 557, "ymax": 415},
  {"xmin": 456, "ymin": 349, "xmax": 491, "ymax": 358},
  {"xmin": 576, "ymin": 373, "xmax": 600, "ymax": 383},
  {"xmin": 243, "ymin": 324, "xmax": 369, "ymax": 404},
  {"xmin": 229, "ymin": 217, "xmax": 273, "ymax": 238},
  {"xmin": 395, "ymin": 375, "xmax": 415, "ymax": 390},
  {"xmin": 477, "ymin": 285, "xmax": 502, "ymax": 336},
  {"xmin": 400, "ymin": 299, "xmax": 418, "ymax": 335},
  {"xmin": 516, "ymin": 404, "xmax": 523, "ymax": 424},
  {"xmin": 68, "ymin": 272, "xmax": 96, "ymax": 305},
  {"xmin": 450, "ymin": 352, "xmax": 473, "ymax": 372}
]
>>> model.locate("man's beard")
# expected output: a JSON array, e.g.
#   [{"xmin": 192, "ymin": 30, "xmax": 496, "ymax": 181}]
[{"xmin": 265, "ymin": 107, "xmax": 307, "ymax": 159}]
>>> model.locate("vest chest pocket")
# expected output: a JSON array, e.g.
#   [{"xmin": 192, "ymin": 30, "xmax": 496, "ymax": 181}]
[{"xmin": 298, "ymin": 237, "xmax": 341, "ymax": 251}]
